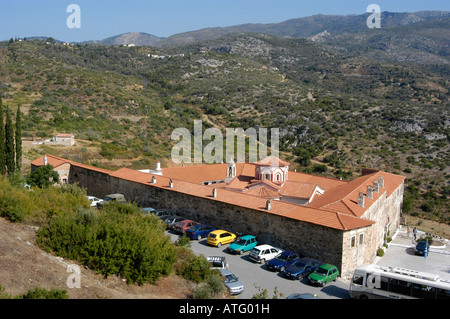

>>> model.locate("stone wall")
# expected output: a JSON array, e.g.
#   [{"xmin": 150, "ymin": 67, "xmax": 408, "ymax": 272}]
[{"xmin": 339, "ymin": 181, "xmax": 405, "ymax": 278}]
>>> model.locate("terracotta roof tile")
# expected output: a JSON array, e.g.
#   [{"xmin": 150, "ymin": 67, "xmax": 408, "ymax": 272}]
[
  {"xmin": 31, "ymin": 154, "xmax": 112, "ymax": 174},
  {"xmin": 254, "ymin": 155, "xmax": 290, "ymax": 166}
]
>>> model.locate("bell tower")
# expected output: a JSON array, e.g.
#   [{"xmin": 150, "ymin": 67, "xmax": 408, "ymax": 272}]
[{"xmin": 225, "ymin": 158, "xmax": 236, "ymax": 183}]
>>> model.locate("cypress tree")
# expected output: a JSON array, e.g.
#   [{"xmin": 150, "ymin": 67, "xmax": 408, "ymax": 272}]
[
  {"xmin": 5, "ymin": 107, "xmax": 15, "ymax": 174},
  {"xmin": 0, "ymin": 97, "xmax": 5, "ymax": 175},
  {"xmin": 15, "ymin": 105, "xmax": 22, "ymax": 172}
]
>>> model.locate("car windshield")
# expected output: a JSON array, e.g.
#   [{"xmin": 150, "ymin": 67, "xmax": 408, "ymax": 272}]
[
  {"xmin": 275, "ymin": 253, "xmax": 289, "ymax": 262},
  {"xmin": 315, "ymin": 267, "xmax": 329, "ymax": 275},
  {"xmin": 224, "ymin": 274, "xmax": 239, "ymax": 283},
  {"xmin": 104, "ymin": 197, "xmax": 113, "ymax": 201},
  {"xmin": 235, "ymin": 239, "xmax": 247, "ymax": 245},
  {"xmin": 417, "ymin": 242, "xmax": 427, "ymax": 248},
  {"xmin": 293, "ymin": 261, "xmax": 307, "ymax": 269},
  {"xmin": 189, "ymin": 225, "xmax": 201, "ymax": 231},
  {"xmin": 209, "ymin": 234, "xmax": 217, "ymax": 239}
]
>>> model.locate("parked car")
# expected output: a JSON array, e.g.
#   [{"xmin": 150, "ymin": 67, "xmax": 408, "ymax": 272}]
[
  {"xmin": 282, "ymin": 257, "xmax": 322, "ymax": 280},
  {"xmin": 227, "ymin": 235, "xmax": 258, "ymax": 255},
  {"xmin": 173, "ymin": 219, "xmax": 198, "ymax": 234},
  {"xmin": 308, "ymin": 264, "xmax": 339, "ymax": 287},
  {"xmin": 87, "ymin": 196, "xmax": 103, "ymax": 208},
  {"xmin": 97, "ymin": 193, "xmax": 126, "ymax": 208},
  {"xmin": 207, "ymin": 230, "xmax": 236, "ymax": 247},
  {"xmin": 186, "ymin": 224, "xmax": 217, "ymax": 240},
  {"xmin": 249, "ymin": 245, "xmax": 283, "ymax": 264},
  {"xmin": 220, "ymin": 269, "xmax": 244, "ymax": 295},
  {"xmin": 206, "ymin": 256, "xmax": 229, "ymax": 269},
  {"xmin": 153, "ymin": 209, "xmax": 174, "ymax": 219},
  {"xmin": 163, "ymin": 216, "xmax": 186, "ymax": 230},
  {"xmin": 414, "ymin": 240, "xmax": 430, "ymax": 256},
  {"xmin": 266, "ymin": 251, "xmax": 301, "ymax": 272},
  {"xmin": 140, "ymin": 207, "xmax": 156, "ymax": 216}
]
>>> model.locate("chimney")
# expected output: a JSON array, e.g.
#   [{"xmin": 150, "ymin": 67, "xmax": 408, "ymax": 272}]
[
  {"xmin": 378, "ymin": 175, "xmax": 384, "ymax": 189},
  {"xmin": 373, "ymin": 179, "xmax": 379, "ymax": 193},
  {"xmin": 44, "ymin": 155, "xmax": 48, "ymax": 166},
  {"xmin": 156, "ymin": 161, "xmax": 161, "ymax": 171},
  {"xmin": 357, "ymin": 192, "xmax": 365, "ymax": 208},
  {"xmin": 367, "ymin": 185, "xmax": 373, "ymax": 199},
  {"xmin": 169, "ymin": 179, "xmax": 173, "ymax": 188},
  {"xmin": 265, "ymin": 199, "xmax": 271, "ymax": 211},
  {"xmin": 151, "ymin": 176, "xmax": 156, "ymax": 184},
  {"xmin": 212, "ymin": 188, "xmax": 217, "ymax": 198}
]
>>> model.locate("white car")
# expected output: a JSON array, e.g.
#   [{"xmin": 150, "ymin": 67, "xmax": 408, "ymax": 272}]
[
  {"xmin": 249, "ymin": 245, "xmax": 283, "ymax": 264},
  {"xmin": 87, "ymin": 196, "xmax": 103, "ymax": 207}
]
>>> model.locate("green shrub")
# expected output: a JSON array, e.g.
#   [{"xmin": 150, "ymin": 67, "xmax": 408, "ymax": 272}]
[
  {"xmin": 191, "ymin": 284, "xmax": 214, "ymax": 299},
  {"xmin": 26, "ymin": 164, "xmax": 59, "ymax": 188},
  {"xmin": 16, "ymin": 287, "xmax": 68, "ymax": 299},
  {"xmin": 377, "ymin": 248, "xmax": 385, "ymax": 257},
  {"xmin": 175, "ymin": 248, "xmax": 215, "ymax": 283},
  {"xmin": 37, "ymin": 202, "xmax": 177, "ymax": 285}
]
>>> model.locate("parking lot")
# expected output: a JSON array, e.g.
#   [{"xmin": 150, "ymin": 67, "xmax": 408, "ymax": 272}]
[
  {"xmin": 375, "ymin": 226, "xmax": 450, "ymax": 281},
  {"xmin": 166, "ymin": 231, "xmax": 351, "ymax": 299},
  {"xmin": 166, "ymin": 224, "xmax": 450, "ymax": 299}
]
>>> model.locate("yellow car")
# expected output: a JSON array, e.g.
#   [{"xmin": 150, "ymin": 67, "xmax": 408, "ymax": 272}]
[{"xmin": 207, "ymin": 230, "xmax": 236, "ymax": 247}]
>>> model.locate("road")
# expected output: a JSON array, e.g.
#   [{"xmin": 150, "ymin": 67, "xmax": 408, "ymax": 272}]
[{"xmin": 167, "ymin": 231, "xmax": 351, "ymax": 299}]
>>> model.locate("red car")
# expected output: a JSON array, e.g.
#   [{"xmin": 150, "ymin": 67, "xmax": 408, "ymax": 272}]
[{"xmin": 173, "ymin": 219, "xmax": 198, "ymax": 234}]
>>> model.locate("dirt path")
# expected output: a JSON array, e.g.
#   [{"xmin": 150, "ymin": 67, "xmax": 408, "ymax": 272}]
[{"xmin": 0, "ymin": 217, "xmax": 194, "ymax": 299}]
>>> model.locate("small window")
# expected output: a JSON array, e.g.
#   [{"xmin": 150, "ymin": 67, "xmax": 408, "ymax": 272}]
[
  {"xmin": 350, "ymin": 236, "xmax": 356, "ymax": 247},
  {"xmin": 352, "ymin": 274, "xmax": 364, "ymax": 286},
  {"xmin": 359, "ymin": 233, "xmax": 364, "ymax": 245}
]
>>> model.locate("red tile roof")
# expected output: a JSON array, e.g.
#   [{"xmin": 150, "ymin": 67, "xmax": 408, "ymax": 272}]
[
  {"xmin": 31, "ymin": 155, "xmax": 404, "ymax": 231},
  {"xmin": 31, "ymin": 154, "xmax": 112, "ymax": 174},
  {"xmin": 254, "ymin": 155, "xmax": 290, "ymax": 166}
]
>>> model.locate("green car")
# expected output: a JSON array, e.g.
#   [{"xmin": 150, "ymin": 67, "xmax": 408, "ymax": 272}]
[
  {"xmin": 227, "ymin": 235, "xmax": 257, "ymax": 255},
  {"xmin": 308, "ymin": 264, "xmax": 339, "ymax": 287}
]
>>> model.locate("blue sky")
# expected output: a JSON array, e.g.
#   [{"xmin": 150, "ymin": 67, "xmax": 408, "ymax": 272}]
[{"xmin": 0, "ymin": 0, "xmax": 449, "ymax": 42}]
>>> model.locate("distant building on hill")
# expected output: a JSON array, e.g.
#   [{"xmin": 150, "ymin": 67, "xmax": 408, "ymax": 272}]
[{"xmin": 55, "ymin": 134, "xmax": 75, "ymax": 146}]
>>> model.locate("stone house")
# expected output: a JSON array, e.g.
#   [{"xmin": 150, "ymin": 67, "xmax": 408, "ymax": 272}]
[
  {"xmin": 55, "ymin": 134, "xmax": 75, "ymax": 146},
  {"xmin": 30, "ymin": 154, "xmax": 405, "ymax": 279}
]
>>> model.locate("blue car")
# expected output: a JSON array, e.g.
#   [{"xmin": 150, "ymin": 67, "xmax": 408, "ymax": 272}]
[
  {"xmin": 266, "ymin": 251, "xmax": 301, "ymax": 272},
  {"xmin": 227, "ymin": 235, "xmax": 258, "ymax": 255},
  {"xmin": 185, "ymin": 224, "xmax": 217, "ymax": 240},
  {"xmin": 414, "ymin": 241, "xmax": 430, "ymax": 256},
  {"xmin": 282, "ymin": 257, "xmax": 322, "ymax": 280}
]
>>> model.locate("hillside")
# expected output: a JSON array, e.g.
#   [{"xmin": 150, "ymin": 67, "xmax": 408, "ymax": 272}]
[
  {"xmin": 0, "ymin": 13, "xmax": 448, "ymax": 225},
  {"xmin": 152, "ymin": 11, "xmax": 450, "ymax": 47},
  {"xmin": 0, "ymin": 213, "xmax": 193, "ymax": 299}
]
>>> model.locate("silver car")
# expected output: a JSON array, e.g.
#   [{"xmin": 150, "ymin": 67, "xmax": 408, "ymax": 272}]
[{"xmin": 220, "ymin": 269, "xmax": 244, "ymax": 295}]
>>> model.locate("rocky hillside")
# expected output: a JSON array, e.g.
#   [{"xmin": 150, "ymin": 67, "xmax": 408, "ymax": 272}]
[{"xmin": 0, "ymin": 12, "xmax": 448, "ymax": 224}]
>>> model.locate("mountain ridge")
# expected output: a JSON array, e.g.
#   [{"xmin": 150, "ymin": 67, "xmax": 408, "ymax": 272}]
[{"xmin": 9, "ymin": 10, "xmax": 450, "ymax": 47}]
